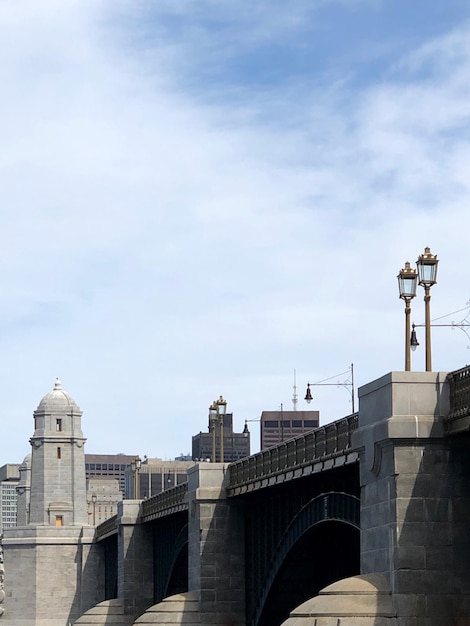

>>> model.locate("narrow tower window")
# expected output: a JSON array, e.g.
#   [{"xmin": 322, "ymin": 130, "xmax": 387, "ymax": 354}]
[
  {"xmin": 55, "ymin": 515, "xmax": 63, "ymax": 527},
  {"xmin": 57, "ymin": 447, "xmax": 61, "ymax": 459},
  {"xmin": 56, "ymin": 419, "xmax": 62, "ymax": 432}
]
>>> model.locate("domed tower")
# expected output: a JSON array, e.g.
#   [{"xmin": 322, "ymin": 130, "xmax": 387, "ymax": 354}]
[{"xmin": 28, "ymin": 379, "xmax": 87, "ymax": 526}]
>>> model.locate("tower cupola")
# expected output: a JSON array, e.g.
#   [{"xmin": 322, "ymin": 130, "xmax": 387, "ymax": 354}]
[{"xmin": 29, "ymin": 379, "xmax": 87, "ymax": 526}]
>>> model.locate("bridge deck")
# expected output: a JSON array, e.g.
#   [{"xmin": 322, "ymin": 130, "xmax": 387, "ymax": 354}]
[{"xmin": 227, "ymin": 413, "xmax": 359, "ymax": 496}]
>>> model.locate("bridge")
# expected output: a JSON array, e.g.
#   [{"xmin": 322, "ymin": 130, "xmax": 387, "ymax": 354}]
[{"xmin": 75, "ymin": 367, "xmax": 470, "ymax": 624}]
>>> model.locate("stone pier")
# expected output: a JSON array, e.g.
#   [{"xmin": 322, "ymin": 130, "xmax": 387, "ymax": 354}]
[
  {"xmin": 187, "ymin": 462, "xmax": 246, "ymax": 625},
  {"xmin": 354, "ymin": 371, "xmax": 470, "ymax": 625}
]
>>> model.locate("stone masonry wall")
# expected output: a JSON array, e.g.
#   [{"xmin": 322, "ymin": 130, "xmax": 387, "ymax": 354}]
[{"xmin": 355, "ymin": 371, "xmax": 470, "ymax": 626}]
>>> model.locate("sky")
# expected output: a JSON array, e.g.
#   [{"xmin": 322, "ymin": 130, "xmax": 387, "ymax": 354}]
[{"xmin": 1, "ymin": 0, "xmax": 470, "ymax": 463}]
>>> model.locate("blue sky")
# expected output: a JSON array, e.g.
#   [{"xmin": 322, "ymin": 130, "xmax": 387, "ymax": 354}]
[{"xmin": 1, "ymin": 0, "xmax": 470, "ymax": 462}]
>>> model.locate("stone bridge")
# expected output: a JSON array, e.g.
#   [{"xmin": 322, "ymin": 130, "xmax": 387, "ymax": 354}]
[{"xmin": 74, "ymin": 368, "xmax": 470, "ymax": 624}]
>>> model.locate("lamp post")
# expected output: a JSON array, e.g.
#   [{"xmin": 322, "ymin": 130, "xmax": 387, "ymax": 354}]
[
  {"xmin": 130, "ymin": 456, "xmax": 141, "ymax": 499},
  {"xmin": 217, "ymin": 395, "xmax": 227, "ymax": 463},
  {"xmin": 416, "ymin": 247, "xmax": 438, "ymax": 372},
  {"xmin": 304, "ymin": 364, "xmax": 355, "ymax": 414},
  {"xmin": 397, "ymin": 261, "xmax": 418, "ymax": 371},
  {"xmin": 91, "ymin": 493, "xmax": 97, "ymax": 525},
  {"xmin": 209, "ymin": 401, "xmax": 218, "ymax": 463}
]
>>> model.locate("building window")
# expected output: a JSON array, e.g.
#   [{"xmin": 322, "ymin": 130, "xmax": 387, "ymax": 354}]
[
  {"xmin": 55, "ymin": 515, "xmax": 63, "ymax": 527},
  {"xmin": 304, "ymin": 420, "xmax": 317, "ymax": 427},
  {"xmin": 56, "ymin": 419, "xmax": 62, "ymax": 432},
  {"xmin": 57, "ymin": 447, "xmax": 61, "ymax": 459}
]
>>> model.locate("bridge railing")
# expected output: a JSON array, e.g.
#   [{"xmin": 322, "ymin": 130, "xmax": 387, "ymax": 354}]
[
  {"xmin": 141, "ymin": 482, "xmax": 188, "ymax": 522},
  {"xmin": 95, "ymin": 514, "xmax": 117, "ymax": 541},
  {"xmin": 447, "ymin": 364, "xmax": 470, "ymax": 422},
  {"xmin": 228, "ymin": 413, "xmax": 358, "ymax": 489}
]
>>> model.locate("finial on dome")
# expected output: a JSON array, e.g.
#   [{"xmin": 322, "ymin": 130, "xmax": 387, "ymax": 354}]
[{"xmin": 54, "ymin": 378, "xmax": 62, "ymax": 390}]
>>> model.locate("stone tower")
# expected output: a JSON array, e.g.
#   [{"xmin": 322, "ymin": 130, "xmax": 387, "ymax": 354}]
[
  {"xmin": 1, "ymin": 380, "xmax": 104, "ymax": 626},
  {"xmin": 29, "ymin": 378, "xmax": 87, "ymax": 526}
]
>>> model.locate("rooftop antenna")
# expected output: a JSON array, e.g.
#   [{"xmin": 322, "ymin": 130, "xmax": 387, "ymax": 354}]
[{"xmin": 292, "ymin": 368, "xmax": 298, "ymax": 411}]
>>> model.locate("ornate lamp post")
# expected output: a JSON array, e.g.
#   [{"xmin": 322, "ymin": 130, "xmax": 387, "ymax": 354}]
[
  {"xmin": 217, "ymin": 395, "xmax": 227, "ymax": 462},
  {"xmin": 209, "ymin": 401, "xmax": 218, "ymax": 463},
  {"xmin": 416, "ymin": 247, "xmax": 438, "ymax": 371},
  {"xmin": 397, "ymin": 261, "xmax": 418, "ymax": 371},
  {"xmin": 91, "ymin": 493, "xmax": 97, "ymax": 525}
]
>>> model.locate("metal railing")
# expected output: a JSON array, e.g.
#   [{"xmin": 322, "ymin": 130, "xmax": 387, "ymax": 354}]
[
  {"xmin": 141, "ymin": 482, "xmax": 188, "ymax": 522},
  {"xmin": 228, "ymin": 413, "xmax": 358, "ymax": 490},
  {"xmin": 447, "ymin": 365, "xmax": 470, "ymax": 422}
]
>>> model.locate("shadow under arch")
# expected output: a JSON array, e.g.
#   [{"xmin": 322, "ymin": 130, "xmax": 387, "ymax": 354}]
[
  {"xmin": 255, "ymin": 491, "xmax": 360, "ymax": 626},
  {"xmin": 163, "ymin": 527, "xmax": 188, "ymax": 598},
  {"xmin": 152, "ymin": 516, "xmax": 189, "ymax": 603}
]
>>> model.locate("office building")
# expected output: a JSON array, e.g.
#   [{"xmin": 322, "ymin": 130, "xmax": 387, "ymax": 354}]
[
  {"xmin": 260, "ymin": 410, "xmax": 320, "ymax": 450},
  {"xmin": 85, "ymin": 453, "xmax": 137, "ymax": 495},
  {"xmin": 86, "ymin": 477, "xmax": 122, "ymax": 525},
  {"xmin": 125, "ymin": 457, "xmax": 195, "ymax": 499},
  {"xmin": 192, "ymin": 412, "xmax": 250, "ymax": 463},
  {"xmin": 0, "ymin": 464, "xmax": 20, "ymax": 532}
]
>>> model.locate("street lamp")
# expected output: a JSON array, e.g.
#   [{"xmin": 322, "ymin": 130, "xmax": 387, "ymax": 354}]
[
  {"xmin": 416, "ymin": 247, "xmax": 438, "ymax": 372},
  {"xmin": 398, "ymin": 261, "xmax": 418, "ymax": 371},
  {"xmin": 217, "ymin": 395, "xmax": 227, "ymax": 463},
  {"xmin": 130, "ymin": 456, "xmax": 141, "ymax": 499},
  {"xmin": 209, "ymin": 401, "xmax": 218, "ymax": 463},
  {"xmin": 91, "ymin": 493, "xmax": 97, "ymax": 525},
  {"xmin": 304, "ymin": 364, "xmax": 355, "ymax": 414},
  {"xmin": 410, "ymin": 303, "xmax": 470, "ymax": 354},
  {"xmin": 242, "ymin": 418, "xmax": 260, "ymax": 437}
]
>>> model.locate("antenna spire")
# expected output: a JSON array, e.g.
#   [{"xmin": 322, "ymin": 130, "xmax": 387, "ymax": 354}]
[{"xmin": 292, "ymin": 369, "xmax": 298, "ymax": 411}]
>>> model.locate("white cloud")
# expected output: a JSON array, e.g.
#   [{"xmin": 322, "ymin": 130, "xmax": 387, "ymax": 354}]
[{"xmin": 0, "ymin": 3, "xmax": 470, "ymax": 462}]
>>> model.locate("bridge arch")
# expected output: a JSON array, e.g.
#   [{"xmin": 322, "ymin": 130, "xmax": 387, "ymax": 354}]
[{"xmin": 254, "ymin": 491, "xmax": 360, "ymax": 626}]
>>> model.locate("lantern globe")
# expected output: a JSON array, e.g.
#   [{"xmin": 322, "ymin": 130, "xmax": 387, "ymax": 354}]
[
  {"xmin": 398, "ymin": 261, "xmax": 418, "ymax": 300},
  {"xmin": 417, "ymin": 247, "xmax": 438, "ymax": 287}
]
